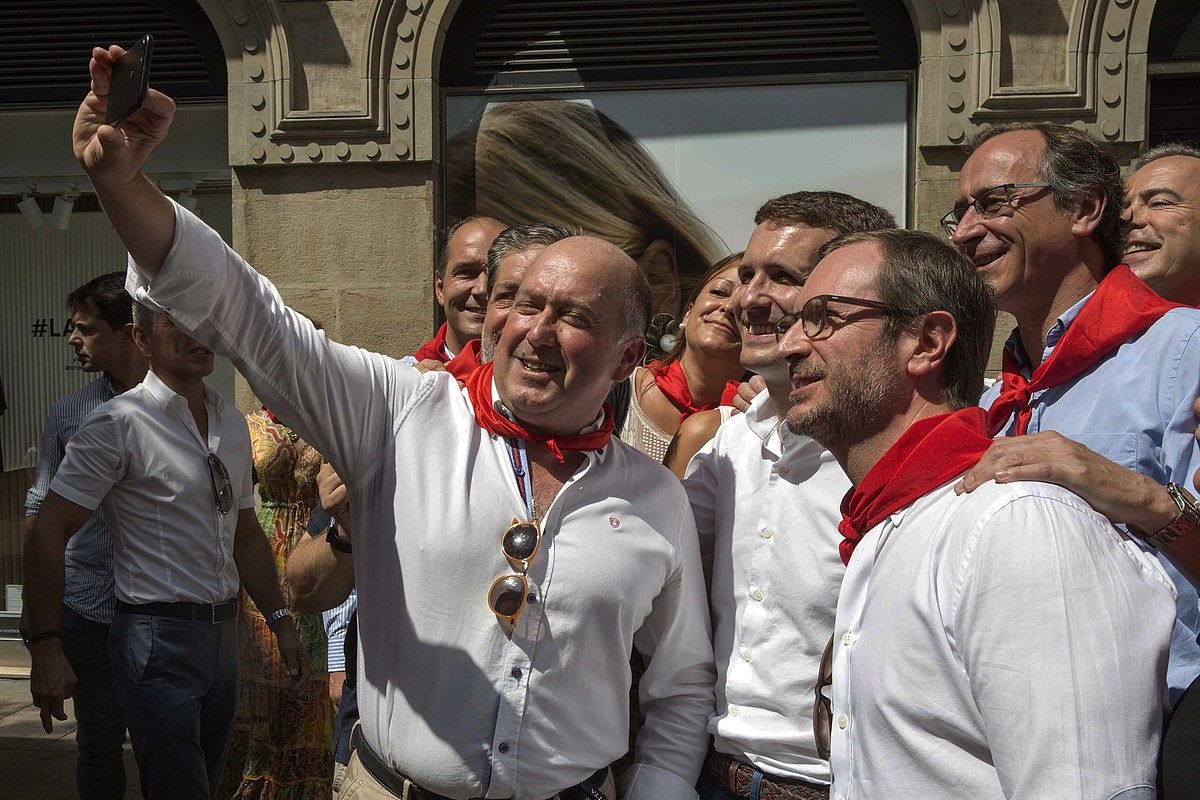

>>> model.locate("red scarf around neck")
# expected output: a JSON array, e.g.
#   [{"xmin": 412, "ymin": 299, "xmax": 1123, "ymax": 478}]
[
  {"xmin": 650, "ymin": 359, "xmax": 740, "ymax": 422},
  {"xmin": 412, "ymin": 322, "xmax": 453, "ymax": 364},
  {"xmin": 839, "ymin": 407, "xmax": 994, "ymax": 566},
  {"xmin": 445, "ymin": 338, "xmax": 483, "ymax": 382},
  {"xmin": 464, "ymin": 361, "xmax": 615, "ymax": 463},
  {"xmin": 986, "ymin": 265, "xmax": 1181, "ymax": 436}
]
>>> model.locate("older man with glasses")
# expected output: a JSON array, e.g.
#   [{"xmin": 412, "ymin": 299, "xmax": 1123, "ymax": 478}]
[
  {"xmin": 943, "ymin": 123, "xmax": 1200, "ymax": 718},
  {"xmin": 24, "ymin": 301, "xmax": 307, "ymax": 800}
]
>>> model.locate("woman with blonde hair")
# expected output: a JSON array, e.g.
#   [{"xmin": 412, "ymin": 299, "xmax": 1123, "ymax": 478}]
[
  {"xmin": 620, "ymin": 252, "xmax": 745, "ymax": 461},
  {"xmin": 445, "ymin": 99, "xmax": 726, "ymax": 315}
]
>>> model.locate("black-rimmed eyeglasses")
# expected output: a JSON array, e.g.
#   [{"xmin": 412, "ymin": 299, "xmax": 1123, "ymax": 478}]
[
  {"xmin": 940, "ymin": 181, "xmax": 1052, "ymax": 236},
  {"xmin": 774, "ymin": 294, "xmax": 898, "ymax": 342},
  {"xmin": 207, "ymin": 454, "xmax": 233, "ymax": 516}
]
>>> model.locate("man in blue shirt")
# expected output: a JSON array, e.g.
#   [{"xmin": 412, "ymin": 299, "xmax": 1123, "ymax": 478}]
[
  {"xmin": 24, "ymin": 272, "xmax": 147, "ymax": 800},
  {"xmin": 946, "ymin": 124, "xmax": 1200, "ymax": 709}
]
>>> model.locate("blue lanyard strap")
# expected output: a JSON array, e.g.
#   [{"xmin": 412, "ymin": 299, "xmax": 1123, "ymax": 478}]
[{"xmin": 507, "ymin": 438, "xmax": 535, "ymax": 520}]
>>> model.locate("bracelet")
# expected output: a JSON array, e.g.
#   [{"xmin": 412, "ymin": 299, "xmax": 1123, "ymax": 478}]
[
  {"xmin": 265, "ymin": 607, "xmax": 293, "ymax": 630},
  {"xmin": 24, "ymin": 630, "xmax": 62, "ymax": 648},
  {"xmin": 326, "ymin": 520, "xmax": 352, "ymax": 554}
]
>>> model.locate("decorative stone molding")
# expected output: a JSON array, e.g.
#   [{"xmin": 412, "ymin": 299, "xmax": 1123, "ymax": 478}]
[
  {"xmin": 926, "ymin": 0, "xmax": 1154, "ymax": 148},
  {"xmin": 197, "ymin": 0, "xmax": 433, "ymax": 167}
]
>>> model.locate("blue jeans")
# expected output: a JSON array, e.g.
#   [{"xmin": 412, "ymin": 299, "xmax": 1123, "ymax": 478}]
[
  {"xmin": 109, "ymin": 611, "xmax": 238, "ymax": 800},
  {"xmin": 61, "ymin": 604, "xmax": 127, "ymax": 800}
]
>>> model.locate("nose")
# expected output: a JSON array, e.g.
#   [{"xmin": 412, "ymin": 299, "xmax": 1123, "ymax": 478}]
[
  {"xmin": 949, "ymin": 205, "xmax": 985, "ymax": 250},
  {"xmin": 775, "ymin": 317, "xmax": 814, "ymax": 365},
  {"xmin": 1120, "ymin": 199, "xmax": 1142, "ymax": 231},
  {"xmin": 736, "ymin": 274, "xmax": 771, "ymax": 314},
  {"xmin": 68, "ymin": 327, "xmax": 83, "ymax": 348},
  {"xmin": 470, "ymin": 270, "xmax": 489, "ymax": 302},
  {"xmin": 525, "ymin": 308, "xmax": 558, "ymax": 348}
]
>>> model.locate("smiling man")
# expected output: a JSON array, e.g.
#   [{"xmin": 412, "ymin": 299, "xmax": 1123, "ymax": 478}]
[
  {"xmin": 1123, "ymin": 143, "xmax": 1200, "ymax": 307},
  {"xmin": 681, "ymin": 192, "xmax": 894, "ymax": 800},
  {"xmin": 777, "ymin": 228, "xmax": 1175, "ymax": 799},
  {"xmin": 71, "ymin": 44, "xmax": 714, "ymax": 800},
  {"xmin": 946, "ymin": 123, "xmax": 1200, "ymax": 708},
  {"xmin": 413, "ymin": 216, "xmax": 507, "ymax": 365}
]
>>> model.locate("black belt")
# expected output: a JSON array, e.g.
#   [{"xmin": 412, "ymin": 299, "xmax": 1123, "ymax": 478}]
[
  {"xmin": 116, "ymin": 598, "xmax": 237, "ymax": 624},
  {"xmin": 350, "ymin": 727, "xmax": 610, "ymax": 800}
]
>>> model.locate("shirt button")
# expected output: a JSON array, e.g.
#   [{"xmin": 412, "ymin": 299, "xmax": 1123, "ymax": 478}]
[
  {"xmin": 498, "ymin": 742, "xmax": 509, "ymax": 754},
  {"xmin": 751, "ymin": 588, "xmax": 764, "ymax": 602},
  {"xmin": 761, "ymin": 528, "xmax": 773, "ymax": 539},
  {"xmin": 842, "ymin": 631, "xmax": 853, "ymax": 646},
  {"xmin": 837, "ymin": 714, "xmax": 849, "ymax": 730},
  {"xmin": 729, "ymin": 705, "xmax": 740, "ymax": 717},
  {"xmin": 777, "ymin": 465, "xmax": 790, "ymax": 477},
  {"xmin": 527, "ymin": 593, "xmax": 537, "ymax": 604},
  {"xmin": 741, "ymin": 648, "xmax": 753, "ymax": 662},
  {"xmin": 511, "ymin": 667, "xmax": 523, "ymax": 680}
]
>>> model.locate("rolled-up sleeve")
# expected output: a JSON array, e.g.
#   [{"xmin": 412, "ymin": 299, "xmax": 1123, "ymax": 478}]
[
  {"xmin": 625, "ymin": 502, "xmax": 716, "ymax": 800},
  {"xmin": 125, "ymin": 200, "xmax": 425, "ymax": 487}
]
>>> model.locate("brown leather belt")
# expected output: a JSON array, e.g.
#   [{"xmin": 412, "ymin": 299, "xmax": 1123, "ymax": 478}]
[{"xmin": 705, "ymin": 751, "xmax": 829, "ymax": 800}]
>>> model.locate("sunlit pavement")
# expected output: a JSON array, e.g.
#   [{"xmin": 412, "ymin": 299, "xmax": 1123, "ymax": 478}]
[{"xmin": 0, "ymin": 678, "xmax": 140, "ymax": 797}]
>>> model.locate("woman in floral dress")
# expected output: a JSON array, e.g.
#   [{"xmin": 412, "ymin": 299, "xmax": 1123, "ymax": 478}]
[{"xmin": 219, "ymin": 408, "xmax": 332, "ymax": 800}]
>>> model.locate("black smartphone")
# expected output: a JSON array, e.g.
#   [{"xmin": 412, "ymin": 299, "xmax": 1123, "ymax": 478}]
[{"xmin": 105, "ymin": 35, "xmax": 153, "ymax": 126}]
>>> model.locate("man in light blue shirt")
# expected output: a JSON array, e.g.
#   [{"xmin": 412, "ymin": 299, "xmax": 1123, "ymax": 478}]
[{"xmin": 947, "ymin": 123, "xmax": 1200, "ymax": 709}]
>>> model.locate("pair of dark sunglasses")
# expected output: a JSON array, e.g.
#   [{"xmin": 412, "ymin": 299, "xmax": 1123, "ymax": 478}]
[
  {"xmin": 207, "ymin": 453, "xmax": 233, "ymax": 515},
  {"xmin": 487, "ymin": 519, "xmax": 542, "ymax": 626}
]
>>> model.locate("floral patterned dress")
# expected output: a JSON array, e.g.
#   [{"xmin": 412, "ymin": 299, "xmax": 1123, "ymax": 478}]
[{"xmin": 219, "ymin": 410, "xmax": 332, "ymax": 800}]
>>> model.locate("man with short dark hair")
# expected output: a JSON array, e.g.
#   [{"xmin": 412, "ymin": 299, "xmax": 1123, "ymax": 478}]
[
  {"xmin": 413, "ymin": 216, "xmax": 507, "ymax": 365},
  {"xmin": 682, "ymin": 191, "xmax": 894, "ymax": 800},
  {"xmin": 25, "ymin": 301, "xmax": 307, "ymax": 800},
  {"xmin": 23, "ymin": 272, "xmax": 146, "ymax": 800},
  {"xmin": 778, "ymin": 227, "xmax": 1175, "ymax": 798},
  {"xmin": 71, "ymin": 45, "xmax": 715, "ymax": 800},
  {"xmin": 947, "ymin": 122, "xmax": 1200, "ymax": 707}
]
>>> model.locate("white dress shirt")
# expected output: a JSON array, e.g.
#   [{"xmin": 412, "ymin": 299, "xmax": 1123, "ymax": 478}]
[
  {"xmin": 125, "ymin": 201, "xmax": 716, "ymax": 800},
  {"xmin": 683, "ymin": 392, "xmax": 849, "ymax": 783},
  {"xmin": 830, "ymin": 479, "xmax": 1176, "ymax": 800},
  {"xmin": 48, "ymin": 370, "xmax": 254, "ymax": 605}
]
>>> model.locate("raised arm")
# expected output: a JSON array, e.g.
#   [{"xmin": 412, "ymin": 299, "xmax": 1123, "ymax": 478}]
[{"xmin": 72, "ymin": 46, "xmax": 176, "ymax": 276}]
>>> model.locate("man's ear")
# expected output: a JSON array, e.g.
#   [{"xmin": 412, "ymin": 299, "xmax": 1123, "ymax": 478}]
[
  {"xmin": 131, "ymin": 324, "xmax": 153, "ymax": 359},
  {"xmin": 905, "ymin": 310, "xmax": 956, "ymax": 380},
  {"xmin": 120, "ymin": 322, "xmax": 136, "ymax": 343},
  {"xmin": 612, "ymin": 336, "xmax": 647, "ymax": 384},
  {"xmin": 637, "ymin": 239, "xmax": 680, "ymax": 317},
  {"xmin": 1070, "ymin": 188, "xmax": 1106, "ymax": 239},
  {"xmin": 434, "ymin": 273, "xmax": 446, "ymax": 307}
]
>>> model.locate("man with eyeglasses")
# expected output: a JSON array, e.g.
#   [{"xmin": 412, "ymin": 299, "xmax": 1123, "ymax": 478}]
[
  {"xmin": 679, "ymin": 192, "xmax": 893, "ymax": 800},
  {"xmin": 944, "ymin": 123, "xmax": 1200, "ymax": 712},
  {"xmin": 776, "ymin": 227, "xmax": 1175, "ymax": 798},
  {"xmin": 24, "ymin": 299, "xmax": 308, "ymax": 800},
  {"xmin": 68, "ymin": 45, "xmax": 715, "ymax": 800}
]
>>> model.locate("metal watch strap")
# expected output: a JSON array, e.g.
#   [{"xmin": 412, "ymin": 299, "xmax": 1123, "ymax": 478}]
[{"xmin": 1142, "ymin": 482, "xmax": 1200, "ymax": 549}]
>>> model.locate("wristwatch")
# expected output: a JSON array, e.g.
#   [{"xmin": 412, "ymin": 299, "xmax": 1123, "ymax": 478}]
[
  {"xmin": 265, "ymin": 607, "xmax": 293, "ymax": 630},
  {"xmin": 1133, "ymin": 482, "xmax": 1200, "ymax": 548},
  {"xmin": 325, "ymin": 519, "xmax": 352, "ymax": 554}
]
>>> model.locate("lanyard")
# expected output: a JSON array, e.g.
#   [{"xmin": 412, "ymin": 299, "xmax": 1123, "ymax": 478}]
[{"xmin": 507, "ymin": 438, "xmax": 535, "ymax": 521}]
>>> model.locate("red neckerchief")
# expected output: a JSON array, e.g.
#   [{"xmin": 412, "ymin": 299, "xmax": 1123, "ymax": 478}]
[
  {"xmin": 464, "ymin": 361, "xmax": 615, "ymax": 463},
  {"xmin": 649, "ymin": 359, "xmax": 740, "ymax": 422},
  {"xmin": 412, "ymin": 322, "xmax": 453, "ymax": 364},
  {"xmin": 445, "ymin": 338, "xmax": 483, "ymax": 382},
  {"xmin": 986, "ymin": 265, "xmax": 1182, "ymax": 436},
  {"xmin": 839, "ymin": 407, "xmax": 993, "ymax": 566}
]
